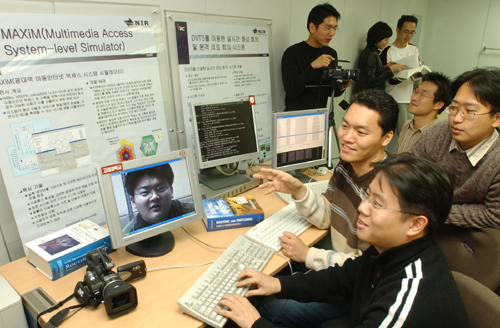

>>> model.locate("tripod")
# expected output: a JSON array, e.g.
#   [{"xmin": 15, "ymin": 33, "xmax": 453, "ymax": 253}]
[{"xmin": 327, "ymin": 83, "xmax": 341, "ymax": 169}]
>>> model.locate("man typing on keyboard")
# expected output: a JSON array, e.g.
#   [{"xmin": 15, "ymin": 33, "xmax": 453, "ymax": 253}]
[
  {"xmin": 249, "ymin": 89, "xmax": 399, "ymax": 327},
  {"xmin": 215, "ymin": 154, "xmax": 471, "ymax": 328}
]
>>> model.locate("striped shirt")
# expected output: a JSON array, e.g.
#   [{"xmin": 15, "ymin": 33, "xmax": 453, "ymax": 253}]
[
  {"xmin": 449, "ymin": 128, "xmax": 499, "ymax": 166},
  {"xmin": 397, "ymin": 118, "xmax": 438, "ymax": 154}
]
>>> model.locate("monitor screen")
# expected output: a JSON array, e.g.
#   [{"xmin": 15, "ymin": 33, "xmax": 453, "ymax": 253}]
[
  {"xmin": 191, "ymin": 100, "xmax": 260, "ymax": 190},
  {"xmin": 97, "ymin": 148, "xmax": 204, "ymax": 257},
  {"xmin": 272, "ymin": 109, "xmax": 328, "ymax": 174}
]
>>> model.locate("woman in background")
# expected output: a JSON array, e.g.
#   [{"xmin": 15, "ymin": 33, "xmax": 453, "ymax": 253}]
[{"xmin": 353, "ymin": 21, "xmax": 405, "ymax": 94}]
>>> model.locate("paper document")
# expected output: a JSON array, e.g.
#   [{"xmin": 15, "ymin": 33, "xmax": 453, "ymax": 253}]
[{"xmin": 393, "ymin": 65, "xmax": 431, "ymax": 80}]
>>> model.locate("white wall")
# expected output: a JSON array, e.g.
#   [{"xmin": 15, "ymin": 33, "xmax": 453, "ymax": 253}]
[{"xmin": 0, "ymin": 0, "xmax": 497, "ymax": 262}]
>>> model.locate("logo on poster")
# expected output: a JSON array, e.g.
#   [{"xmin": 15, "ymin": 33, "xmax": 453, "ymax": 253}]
[
  {"xmin": 252, "ymin": 28, "xmax": 267, "ymax": 35},
  {"xmin": 124, "ymin": 18, "xmax": 150, "ymax": 28}
]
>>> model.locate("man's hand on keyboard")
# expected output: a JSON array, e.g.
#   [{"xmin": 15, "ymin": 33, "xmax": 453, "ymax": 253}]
[
  {"xmin": 279, "ymin": 231, "xmax": 309, "ymax": 263},
  {"xmin": 253, "ymin": 168, "xmax": 307, "ymax": 200},
  {"xmin": 235, "ymin": 268, "xmax": 281, "ymax": 298},
  {"xmin": 215, "ymin": 294, "xmax": 260, "ymax": 328}
]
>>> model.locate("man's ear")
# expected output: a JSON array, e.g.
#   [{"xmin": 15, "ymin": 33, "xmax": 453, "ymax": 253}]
[
  {"xmin": 433, "ymin": 101, "xmax": 445, "ymax": 112},
  {"xmin": 407, "ymin": 215, "xmax": 428, "ymax": 237},
  {"xmin": 382, "ymin": 131, "xmax": 394, "ymax": 147},
  {"xmin": 309, "ymin": 22, "xmax": 317, "ymax": 33},
  {"xmin": 129, "ymin": 195, "xmax": 136, "ymax": 209},
  {"xmin": 492, "ymin": 112, "xmax": 500, "ymax": 129}
]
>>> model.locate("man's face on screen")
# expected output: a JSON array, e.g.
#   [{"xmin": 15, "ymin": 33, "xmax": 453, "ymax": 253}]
[{"xmin": 130, "ymin": 175, "xmax": 173, "ymax": 225}]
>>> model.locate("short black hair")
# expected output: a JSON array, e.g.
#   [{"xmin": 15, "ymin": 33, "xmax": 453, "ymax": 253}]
[
  {"xmin": 373, "ymin": 153, "xmax": 453, "ymax": 234},
  {"xmin": 307, "ymin": 3, "xmax": 341, "ymax": 32},
  {"xmin": 397, "ymin": 15, "xmax": 418, "ymax": 29},
  {"xmin": 124, "ymin": 164, "xmax": 174, "ymax": 196},
  {"xmin": 450, "ymin": 67, "xmax": 500, "ymax": 116},
  {"xmin": 350, "ymin": 89, "xmax": 399, "ymax": 136},
  {"xmin": 366, "ymin": 22, "xmax": 393, "ymax": 47},
  {"xmin": 422, "ymin": 72, "xmax": 451, "ymax": 114}
]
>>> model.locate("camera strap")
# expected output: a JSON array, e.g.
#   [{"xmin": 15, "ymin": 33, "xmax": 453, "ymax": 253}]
[{"xmin": 36, "ymin": 293, "xmax": 82, "ymax": 328}]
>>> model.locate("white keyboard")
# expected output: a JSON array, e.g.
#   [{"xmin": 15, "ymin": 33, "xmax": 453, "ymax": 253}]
[
  {"xmin": 245, "ymin": 204, "xmax": 312, "ymax": 252},
  {"xmin": 177, "ymin": 235, "xmax": 274, "ymax": 328},
  {"xmin": 275, "ymin": 179, "xmax": 329, "ymax": 204}
]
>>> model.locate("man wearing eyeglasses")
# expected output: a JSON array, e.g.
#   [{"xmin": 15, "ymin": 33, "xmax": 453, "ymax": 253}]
[
  {"xmin": 380, "ymin": 15, "xmax": 420, "ymax": 152},
  {"xmin": 281, "ymin": 3, "xmax": 351, "ymax": 111},
  {"xmin": 123, "ymin": 164, "xmax": 194, "ymax": 232},
  {"xmin": 215, "ymin": 154, "xmax": 470, "ymax": 328},
  {"xmin": 409, "ymin": 68, "xmax": 500, "ymax": 229},
  {"xmin": 397, "ymin": 72, "xmax": 451, "ymax": 153}
]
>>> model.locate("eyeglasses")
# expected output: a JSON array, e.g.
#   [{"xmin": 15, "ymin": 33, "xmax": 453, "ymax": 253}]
[
  {"xmin": 402, "ymin": 30, "xmax": 416, "ymax": 36},
  {"xmin": 445, "ymin": 105, "xmax": 491, "ymax": 120},
  {"xmin": 135, "ymin": 184, "xmax": 170, "ymax": 198},
  {"xmin": 359, "ymin": 188, "xmax": 420, "ymax": 216},
  {"xmin": 412, "ymin": 88, "xmax": 434, "ymax": 99},
  {"xmin": 318, "ymin": 25, "xmax": 339, "ymax": 33}
]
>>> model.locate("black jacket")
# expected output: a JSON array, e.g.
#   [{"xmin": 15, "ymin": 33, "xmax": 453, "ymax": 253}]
[
  {"xmin": 353, "ymin": 44, "xmax": 394, "ymax": 94},
  {"xmin": 253, "ymin": 235, "xmax": 471, "ymax": 328}
]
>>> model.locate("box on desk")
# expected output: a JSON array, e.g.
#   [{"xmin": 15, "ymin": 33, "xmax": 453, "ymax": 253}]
[
  {"xmin": 24, "ymin": 219, "xmax": 114, "ymax": 280},
  {"xmin": 202, "ymin": 195, "xmax": 264, "ymax": 231}
]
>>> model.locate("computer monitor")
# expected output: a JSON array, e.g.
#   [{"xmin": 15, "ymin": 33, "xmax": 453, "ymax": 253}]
[
  {"xmin": 97, "ymin": 148, "xmax": 204, "ymax": 257},
  {"xmin": 272, "ymin": 108, "xmax": 329, "ymax": 182},
  {"xmin": 191, "ymin": 99, "xmax": 260, "ymax": 190}
]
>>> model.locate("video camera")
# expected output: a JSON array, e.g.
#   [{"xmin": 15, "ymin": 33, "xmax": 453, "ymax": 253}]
[
  {"xmin": 74, "ymin": 248, "xmax": 144, "ymax": 318},
  {"xmin": 322, "ymin": 59, "xmax": 360, "ymax": 85}
]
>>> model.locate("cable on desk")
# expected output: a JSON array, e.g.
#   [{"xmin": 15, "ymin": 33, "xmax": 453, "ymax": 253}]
[
  {"xmin": 273, "ymin": 252, "xmax": 294, "ymax": 275},
  {"xmin": 147, "ymin": 261, "xmax": 215, "ymax": 272},
  {"xmin": 181, "ymin": 226, "xmax": 228, "ymax": 249}
]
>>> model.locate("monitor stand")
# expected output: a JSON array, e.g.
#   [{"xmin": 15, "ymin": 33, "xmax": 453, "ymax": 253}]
[
  {"xmin": 287, "ymin": 170, "xmax": 316, "ymax": 184},
  {"xmin": 125, "ymin": 231, "xmax": 175, "ymax": 257},
  {"xmin": 199, "ymin": 167, "xmax": 250, "ymax": 190}
]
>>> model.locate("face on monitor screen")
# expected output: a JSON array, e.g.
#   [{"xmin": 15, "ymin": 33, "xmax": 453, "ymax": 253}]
[{"xmin": 110, "ymin": 157, "xmax": 195, "ymax": 236}]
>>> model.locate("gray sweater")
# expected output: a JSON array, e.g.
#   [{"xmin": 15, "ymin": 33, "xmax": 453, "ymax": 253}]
[{"xmin": 409, "ymin": 121, "xmax": 500, "ymax": 228}]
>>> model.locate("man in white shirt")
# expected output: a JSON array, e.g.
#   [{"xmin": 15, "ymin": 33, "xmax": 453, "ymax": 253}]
[{"xmin": 380, "ymin": 15, "xmax": 420, "ymax": 152}]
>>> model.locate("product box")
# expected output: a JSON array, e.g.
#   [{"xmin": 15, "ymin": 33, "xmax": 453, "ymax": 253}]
[
  {"xmin": 202, "ymin": 195, "xmax": 264, "ymax": 231},
  {"xmin": 25, "ymin": 220, "xmax": 114, "ymax": 280}
]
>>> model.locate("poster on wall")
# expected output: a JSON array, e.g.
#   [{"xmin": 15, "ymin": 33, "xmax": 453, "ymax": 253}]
[
  {"xmin": 174, "ymin": 21, "xmax": 272, "ymax": 164},
  {"xmin": 0, "ymin": 13, "xmax": 169, "ymax": 251}
]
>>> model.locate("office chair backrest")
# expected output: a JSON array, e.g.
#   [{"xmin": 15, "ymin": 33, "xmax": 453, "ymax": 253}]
[
  {"xmin": 452, "ymin": 271, "xmax": 500, "ymax": 328},
  {"xmin": 433, "ymin": 225, "xmax": 500, "ymax": 290}
]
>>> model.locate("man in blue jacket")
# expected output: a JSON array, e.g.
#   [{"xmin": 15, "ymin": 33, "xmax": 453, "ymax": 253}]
[{"xmin": 215, "ymin": 153, "xmax": 470, "ymax": 328}]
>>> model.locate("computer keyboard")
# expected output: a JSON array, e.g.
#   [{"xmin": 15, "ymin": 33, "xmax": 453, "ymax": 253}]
[
  {"xmin": 177, "ymin": 235, "xmax": 274, "ymax": 328},
  {"xmin": 275, "ymin": 179, "xmax": 329, "ymax": 204},
  {"xmin": 245, "ymin": 204, "xmax": 312, "ymax": 252}
]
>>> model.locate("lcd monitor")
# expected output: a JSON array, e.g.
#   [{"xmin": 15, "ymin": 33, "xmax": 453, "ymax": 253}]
[
  {"xmin": 97, "ymin": 148, "xmax": 204, "ymax": 257},
  {"xmin": 272, "ymin": 108, "xmax": 329, "ymax": 182},
  {"xmin": 191, "ymin": 99, "xmax": 260, "ymax": 190}
]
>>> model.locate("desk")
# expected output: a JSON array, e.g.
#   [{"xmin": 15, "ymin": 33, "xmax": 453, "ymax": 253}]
[{"xmin": 0, "ymin": 173, "xmax": 330, "ymax": 327}]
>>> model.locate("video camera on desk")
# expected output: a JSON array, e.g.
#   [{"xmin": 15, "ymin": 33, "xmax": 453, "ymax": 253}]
[{"xmin": 74, "ymin": 248, "xmax": 144, "ymax": 318}]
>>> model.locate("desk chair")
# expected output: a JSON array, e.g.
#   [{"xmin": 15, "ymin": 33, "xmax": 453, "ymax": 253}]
[
  {"xmin": 452, "ymin": 271, "xmax": 500, "ymax": 328},
  {"xmin": 432, "ymin": 225, "xmax": 500, "ymax": 291}
]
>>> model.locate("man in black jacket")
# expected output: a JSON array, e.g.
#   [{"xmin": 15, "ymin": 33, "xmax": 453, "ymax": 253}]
[
  {"xmin": 215, "ymin": 154, "xmax": 470, "ymax": 328},
  {"xmin": 281, "ymin": 3, "xmax": 351, "ymax": 111}
]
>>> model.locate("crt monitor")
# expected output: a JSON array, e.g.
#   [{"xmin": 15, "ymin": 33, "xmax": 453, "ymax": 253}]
[
  {"xmin": 272, "ymin": 108, "xmax": 328, "ymax": 182},
  {"xmin": 97, "ymin": 148, "xmax": 204, "ymax": 257},
  {"xmin": 191, "ymin": 99, "xmax": 260, "ymax": 190}
]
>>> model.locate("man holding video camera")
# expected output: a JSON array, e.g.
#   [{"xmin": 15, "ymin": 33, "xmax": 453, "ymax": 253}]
[{"xmin": 281, "ymin": 3, "xmax": 351, "ymax": 111}]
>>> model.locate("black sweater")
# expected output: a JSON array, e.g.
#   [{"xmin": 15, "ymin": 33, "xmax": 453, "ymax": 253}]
[
  {"xmin": 253, "ymin": 235, "xmax": 470, "ymax": 328},
  {"xmin": 281, "ymin": 41, "xmax": 344, "ymax": 111}
]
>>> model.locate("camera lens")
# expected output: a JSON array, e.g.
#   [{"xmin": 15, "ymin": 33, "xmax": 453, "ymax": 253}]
[{"xmin": 112, "ymin": 293, "xmax": 131, "ymax": 308}]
